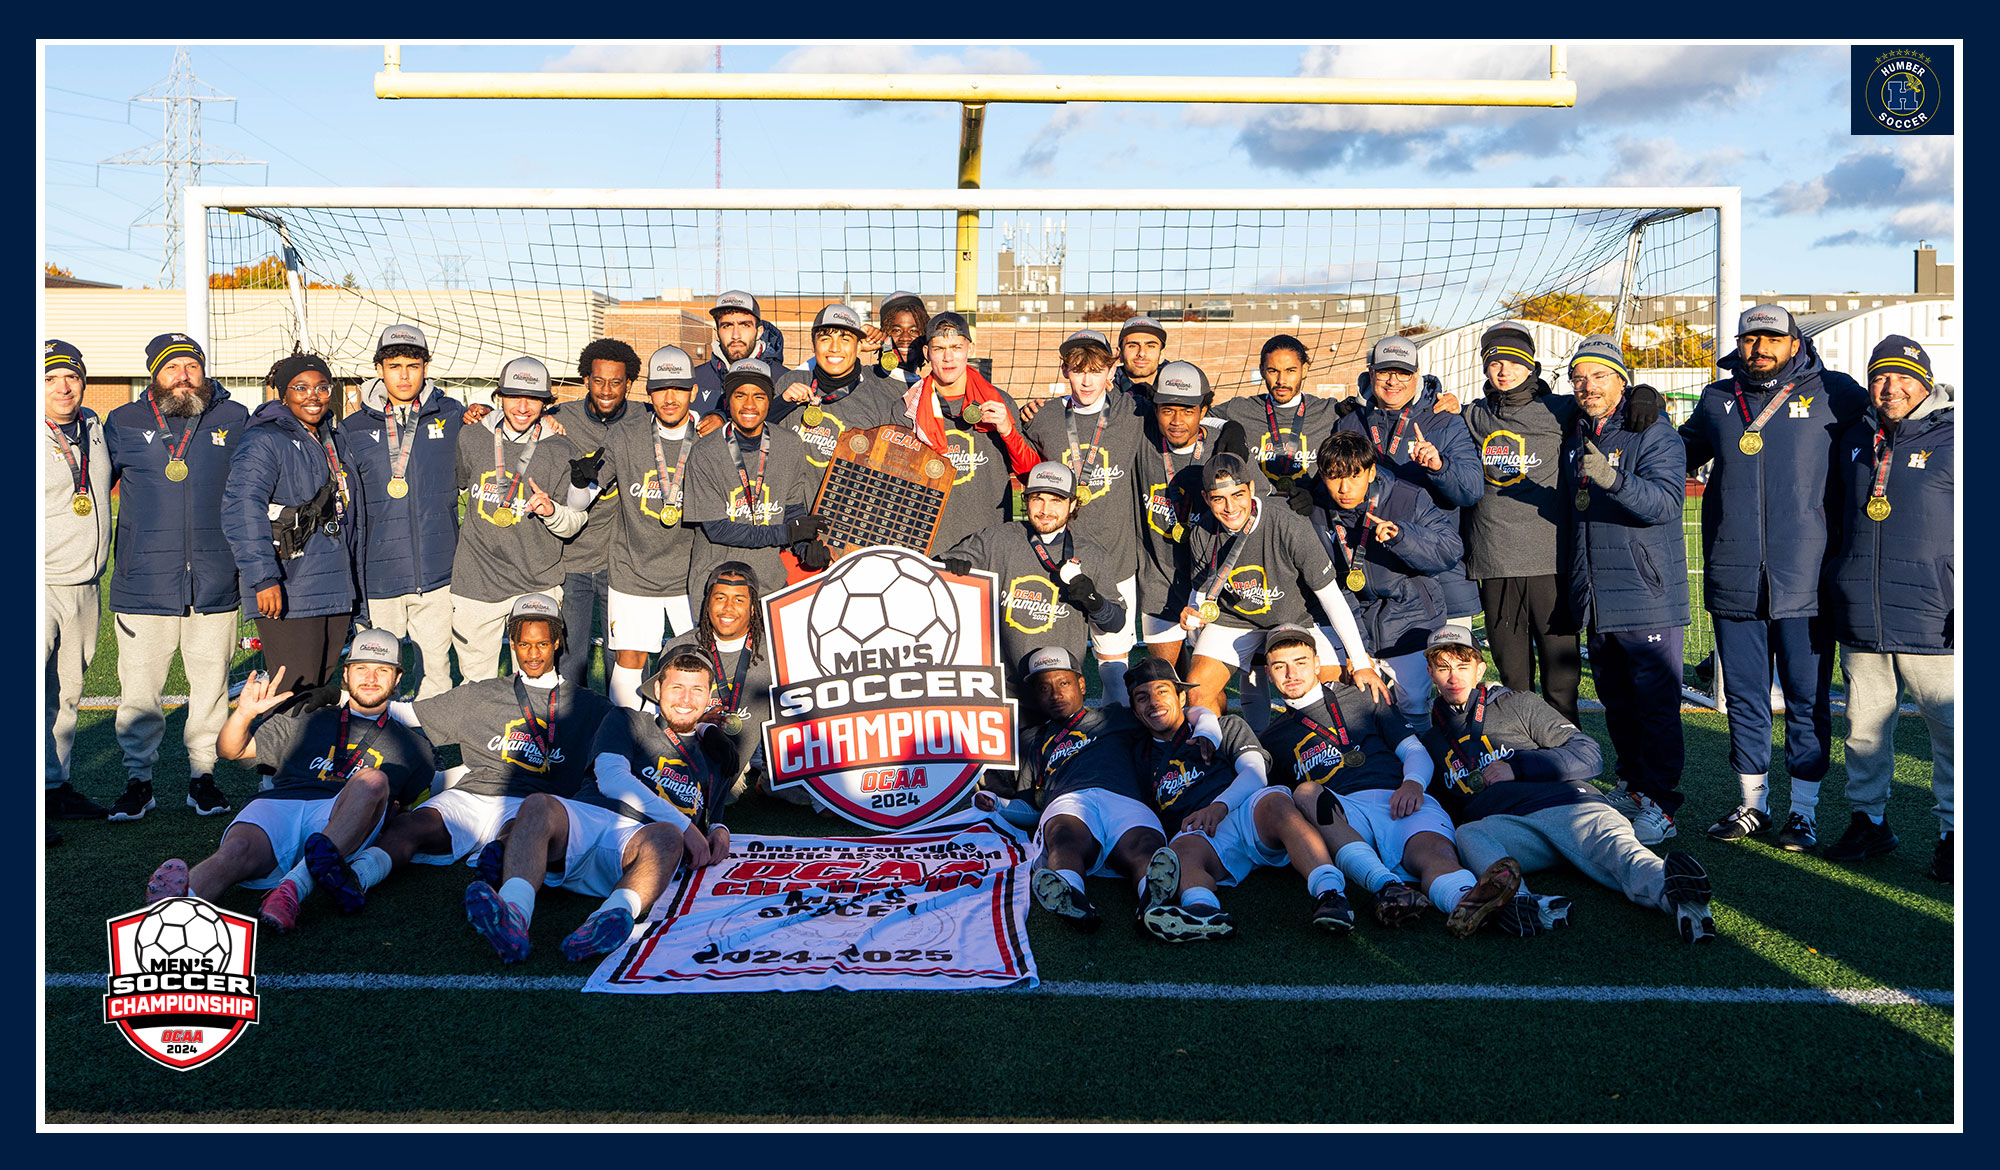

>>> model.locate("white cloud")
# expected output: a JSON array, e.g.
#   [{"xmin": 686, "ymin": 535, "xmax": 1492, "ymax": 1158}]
[
  {"xmin": 772, "ymin": 45, "xmax": 1039, "ymax": 76},
  {"xmin": 1019, "ymin": 106, "xmax": 1092, "ymax": 176},
  {"xmin": 1601, "ymin": 136, "xmax": 1753, "ymax": 188},
  {"xmin": 1764, "ymin": 137, "xmax": 1955, "ymax": 215},
  {"xmin": 543, "ymin": 44, "xmax": 716, "ymax": 73}
]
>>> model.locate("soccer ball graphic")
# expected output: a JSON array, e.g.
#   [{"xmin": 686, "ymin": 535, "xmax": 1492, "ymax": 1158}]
[
  {"xmin": 806, "ymin": 550, "xmax": 960, "ymax": 675},
  {"xmin": 134, "ymin": 898, "xmax": 233, "ymax": 973}
]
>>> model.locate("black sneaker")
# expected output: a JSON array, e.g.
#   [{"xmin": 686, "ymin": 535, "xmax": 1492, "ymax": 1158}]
[
  {"xmin": 1663, "ymin": 851, "xmax": 1715, "ymax": 944},
  {"xmin": 107, "ymin": 779, "xmax": 155, "ymax": 822},
  {"xmin": 47, "ymin": 782, "xmax": 111, "ymax": 820},
  {"xmin": 186, "ymin": 773, "xmax": 232, "ymax": 817},
  {"xmin": 1822, "ymin": 811, "xmax": 1898, "ymax": 863},
  {"xmin": 1494, "ymin": 893, "xmax": 1573, "ymax": 938},
  {"xmin": 1925, "ymin": 833, "xmax": 1953, "ymax": 884},
  {"xmin": 1311, "ymin": 888, "xmax": 1356, "ymax": 935},
  {"xmin": 1776, "ymin": 812, "xmax": 1818, "ymax": 853},
  {"xmin": 1706, "ymin": 805, "xmax": 1772, "ymax": 842}
]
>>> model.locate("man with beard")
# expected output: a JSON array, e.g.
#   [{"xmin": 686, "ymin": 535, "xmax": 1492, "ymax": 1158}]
[
  {"xmin": 864, "ymin": 290, "xmax": 929, "ymax": 385},
  {"xmin": 104, "ymin": 333, "xmax": 250, "ymax": 821},
  {"xmin": 893, "ymin": 313, "xmax": 1043, "ymax": 552},
  {"xmin": 550, "ymin": 338, "xmax": 646, "ymax": 690},
  {"xmin": 1217, "ymin": 335, "xmax": 1339, "ymax": 497},
  {"xmin": 684, "ymin": 359, "xmax": 828, "ymax": 597},
  {"xmin": 464, "ymin": 647, "xmax": 736, "ymax": 964},
  {"xmin": 141, "ymin": 630, "xmax": 433, "ymax": 936},
  {"xmin": 773, "ymin": 303, "xmax": 904, "ymax": 475},
  {"xmin": 45, "ymin": 341, "xmax": 114, "ymax": 836},
  {"xmin": 1683, "ymin": 305, "xmax": 1867, "ymax": 850},
  {"xmin": 690, "ymin": 290, "xmax": 764, "ymax": 433}
]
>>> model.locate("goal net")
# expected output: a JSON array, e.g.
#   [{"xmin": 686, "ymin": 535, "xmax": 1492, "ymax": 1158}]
[{"xmin": 191, "ymin": 187, "xmax": 1737, "ymax": 703}]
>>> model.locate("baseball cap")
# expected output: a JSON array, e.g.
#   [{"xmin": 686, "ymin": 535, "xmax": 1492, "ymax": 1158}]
[
  {"xmin": 646, "ymin": 344, "xmax": 697, "ymax": 390},
  {"xmin": 703, "ymin": 560, "xmax": 757, "ymax": 594},
  {"xmin": 1023, "ymin": 461, "xmax": 1077, "ymax": 500},
  {"xmin": 45, "ymin": 339, "xmax": 85, "ymax": 377},
  {"xmin": 1200, "ymin": 452, "xmax": 1254, "ymax": 494},
  {"xmin": 927, "ymin": 311, "xmax": 972, "ymax": 341},
  {"xmin": 721, "ymin": 357, "xmax": 777, "ymax": 392},
  {"xmin": 1424, "ymin": 624, "xmax": 1478, "ymax": 656},
  {"xmin": 812, "ymin": 303, "xmax": 866, "ymax": 337},
  {"xmin": 1022, "ymin": 646, "xmax": 1081, "ymax": 680},
  {"xmin": 1151, "ymin": 360, "xmax": 1209, "ymax": 406},
  {"xmin": 1119, "ymin": 315, "xmax": 1168, "ymax": 345},
  {"xmin": 1126, "ymin": 656, "xmax": 1195, "ymax": 693},
  {"xmin": 1263, "ymin": 623, "xmax": 1320, "ymax": 655},
  {"xmin": 376, "ymin": 323, "xmax": 429, "ymax": 354},
  {"xmin": 641, "ymin": 642, "xmax": 717, "ymax": 706},
  {"xmin": 344, "ymin": 628, "xmax": 405, "ymax": 669},
  {"xmin": 1058, "ymin": 328, "xmax": 1113, "ymax": 360},
  {"xmin": 711, "ymin": 290, "xmax": 761, "ymax": 320},
  {"xmin": 1479, "ymin": 321, "xmax": 1537, "ymax": 367},
  {"xmin": 496, "ymin": 355, "xmax": 553, "ymax": 400},
  {"xmin": 1736, "ymin": 303, "xmax": 1799, "ymax": 338},
  {"xmin": 145, "ymin": 333, "xmax": 205, "ymax": 374},
  {"xmin": 509, "ymin": 593, "xmax": 562, "ymax": 624},
  {"xmin": 1367, "ymin": 335, "xmax": 1420, "ymax": 373},
  {"xmin": 1568, "ymin": 334, "xmax": 1632, "ymax": 384},
  {"xmin": 880, "ymin": 290, "xmax": 924, "ymax": 317}
]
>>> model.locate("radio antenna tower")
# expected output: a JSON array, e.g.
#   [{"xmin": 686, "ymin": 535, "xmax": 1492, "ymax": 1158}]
[{"xmin": 102, "ymin": 46, "xmax": 262, "ymax": 288}]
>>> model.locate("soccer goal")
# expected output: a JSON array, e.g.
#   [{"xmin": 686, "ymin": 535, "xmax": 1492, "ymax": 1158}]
[{"xmin": 188, "ymin": 185, "xmax": 1738, "ymax": 704}]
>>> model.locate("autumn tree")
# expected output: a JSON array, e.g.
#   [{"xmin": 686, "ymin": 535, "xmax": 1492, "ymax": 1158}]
[
  {"xmin": 1082, "ymin": 301, "xmax": 1135, "ymax": 323},
  {"xmin": 209, "ymin": 255, "xmax": 336, "ymax": 290},
  {"xmin": 45, "ymin": 262, "xmax": 74, "ymax": 279}
]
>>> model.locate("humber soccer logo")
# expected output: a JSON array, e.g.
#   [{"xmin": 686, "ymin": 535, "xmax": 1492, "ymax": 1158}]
[
  {"xmin": 103, "ymin": 897, "xmax": 261, "ymax": 1070},
  {"xmin": 1853, "ymin": 47, "xmax": 1951, "ymax": 135}
]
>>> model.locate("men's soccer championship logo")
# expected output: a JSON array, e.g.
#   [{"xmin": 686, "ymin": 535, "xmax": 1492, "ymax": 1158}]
[
  {"xmin": 761, "ymin": 546, "xmax": 1018, "ymax": 830},
  {"xmin": 102, "ymin": 897, "xmax": 261, "ymax": 1070}
]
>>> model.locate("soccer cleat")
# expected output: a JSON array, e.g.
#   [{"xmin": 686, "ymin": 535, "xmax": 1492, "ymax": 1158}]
[
  {"xmin": 145, "ymin": 859, "xmax": 190, "ymax": 904},
  {"xmin": 1663, "ymin": 850, "xmax": 1715, "ymax": 944},
  {"xmin": 259, "ymin": 879, "xmax": 303, "ymax": 934},
  {"xmin": 1603, "ymin": 782, "xmax": 1643, "ymax": 819},
  {"xmin": 303, "ymin": 833, "xmax": 367, "ymax": 915},
  {"xmin": 47, "ymin": 782, "xmax": 111, "ymax": 820},
  {"xmin": 1311, "ymin": 888, "xmax": 1356, "ymax": 935},
  {"xmin": 1821, "ymin": 811, "xmax": 1897, "ymax": 863},
  {"xmin": 1032, "ymin": 869, "xmax": 1102, "ymax": 933},
  {"xmin": 464, "ymin": 880, "xmax": 532, "ymax": 963},
  {"xmin": 108, "ymin": 779, "xmax": 155, "ymax": 822},
  {"xmin": 475, "ymin": 839, "xmax": 507, "ymax": 889},
  {"xmin": 1372, "ymin": 881, "xmax": 1432, "ymax": 928},
  {"xmin": 1446, "ymin": 857, "xmax": 1524, "ymax": 939},
  {"xmin": 1143, "ymin": 846, "xmax": 1180, "ymax": 917},
  {"xmin": 560, "ymin": 906, "xmax": 636, "ymax": 962},
  {"xmin": 1925, "ymin": 833, "xmax": 1953, "ymax": 884},
  {"xmin": 1493, "ymin": 893, "xmax": 1573, "ymax": 938},
  {"xmin": 1141, "ymin": 903, "xmax": 1237, "ymax": 943},
  {"xmin": 1630, "ymin": 796, "xmax": 1676, "ymax": 846},
  {"xmin": 1776, "ymin": 812, "xmax": 1819, "ymax": 853},
  {"xmin": 1706, "ymin": 804, "xmax": 1772, "ymax": 842},
  {"xmin": 186, "ymin": 773, "xmax": 232, "ymax": 817}
]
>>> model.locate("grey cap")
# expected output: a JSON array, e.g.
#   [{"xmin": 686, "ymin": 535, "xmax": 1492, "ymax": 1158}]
[
  {"xmin": 1568, "ymin": 334, "xmax": 1632, "ymax": 383},
  {"xmin": 880, "ymin": 290, "xmax": 924, "ymax": 316},
  {"xmin": 496, "ymin": 355, "xmax": 553, "ymax": 400},
  {"xmin": 1022, "ymin": 646, "xmax": 1081, "ymax": 679},
  {"xmin": 345, "ymin": 628, "xmax": 404, "ymax": 669},
  {"xmin": 711, "ymin": 290, "xmax": 761, "ymax": 320},
  {"xmin": 377, "ymin": 323, "xmax": 429, "ymax": 352},
  {"xmin": 1263, "ymin": 623, "xmax": 1320, "ymax": 653},
  {"xmin": 812, "ymin": 303, "xmax": 866, "ymax": 337},
  {"xmin": 721, "ymin": 357, "xmax": 776, "ymax": 391},
  {"xmin": 1152, "ymin": 359, "xmax": 1209, "ymax": 406},
  {"xmin": 1023, "ymin": 461, "xmax": 1077, "ymax": 500},
  {"xmin": 927, "ymin": 311, "xmax": 972, "ymax": 341},
  {"xmin": 646, "ymin": 344, "xmax": 696, "ymax": 390},
  {"xmin": 1058, "ymin": 328, "xmax": 1113, "ymax": 359},
  {"xmin": 1367, "ymin": 335, "xmax": 1420, "ymax": 373},
  {"xmin": 1201, "ymin": 452, "xmax": 1255, "ymax": 495},
  {"xmin": 1424, "ymin": 624, "xmax": 1478, "ymax": 655},
  {"xmin": 1736, "ymin": 303, "xmax": 1799, "ymax": 338},
  {"xmin": 509, "ymin": 592, "xmax": 562, "ymax": 623},
  {"xmin": 1119, "ymin": 315, "xmax": 1168, "ymax": 345}
]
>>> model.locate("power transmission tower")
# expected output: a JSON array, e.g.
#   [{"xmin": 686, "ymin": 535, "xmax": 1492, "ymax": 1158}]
[{"xmin": 102, "ymin": 46, "xmax": 262, "ymax": 288}]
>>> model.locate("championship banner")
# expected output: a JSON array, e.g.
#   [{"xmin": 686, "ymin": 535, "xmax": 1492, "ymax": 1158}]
[
  {"xmin": 761, "ymin": 545, "xmax": 1019, "ymax": 830},
  {"xmin": 583, "ymin": 814, "xmax": 1038, "ymax": 994}
]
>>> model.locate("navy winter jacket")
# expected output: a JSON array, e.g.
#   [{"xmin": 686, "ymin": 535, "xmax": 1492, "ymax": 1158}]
[
  {"xmin": 347, "ymin": 380, "xmax": 465, "ymax": 599},
  {"xmin": 1560, "ymin": 394, "xmax": 1691, "ymax": 634},
  {"xmin": 1343, "ymin": 372, "xmax": 1483, "ymax": 617},
  {"xmin": 1829, "ymin": 385, "xmax": 1954, "ymax": 654},
  {"xmin": 223, "ymin": 399, "xmax": 367, "ymax": 619},
  {"xmin": 1307, "ymin": 465, "xmax": 1463, "ymax": 658},
  {"xmin": 1679, "ymin": 337, "xmax": 1868, "ymax": 620},
  {"xmin": 105, "ymin": 386, "xmax": 251, "ymax": 616}
]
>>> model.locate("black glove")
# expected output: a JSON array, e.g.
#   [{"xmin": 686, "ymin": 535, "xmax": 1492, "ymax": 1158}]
[
  {"xmin": 285, "ymin": 681, "xmax": 344, "ymax": 716},
  {"xmin": 567, "ymin": 449, "xmax": 605, "ymax": 489},
  {"xmin": 796, "ymin": 539, "xmax": 831, "ymax": 572},
  {"xmin": 1284, "ymin": 480, "xmax": 1317, "ymax": 516},
  {"xmin": 1335, "ymin": 395, "xmax": 1364, "ymax": 418},
  {"xmin": 1058, "ymin": 574, "xmax": 1103, "ymax": 612},
  {"xmin": 1625, "ymin": 384, "xmax": 1665, "ymax": 431},
  {"xmin": 941, "ymin": 554, "xmax": 974, "ymax": 577},
  {"xmin": 785, "ymin": 514, "xmax": 826, "ymax": 543}
]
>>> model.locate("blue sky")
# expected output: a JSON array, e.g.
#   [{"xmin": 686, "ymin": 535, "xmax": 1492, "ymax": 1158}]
[{"xmin": 42, "ymin": 42, "xmax": 1956, "ymax": 297}]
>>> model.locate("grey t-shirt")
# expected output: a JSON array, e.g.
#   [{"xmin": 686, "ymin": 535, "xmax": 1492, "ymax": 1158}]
[
  {"xmin": 574, "ymin": 706, "xmax": 729, "ymax": 829},
  {"xmin": 1182, "ymin": 500, "xmax": 1338, "ymax": 630},
  {"xmin": 1460, "ymin": 387, "xmax": 1578, "ymax": 580},
  {"xmin": 1130, "ymin": 421, "xmax": 1247, "ymax": 619},
  {"xmin": 770, "ymin": 370, "xmax": 907, "ymax": 475},
  {"xmin": 409, "ymin": 675, "xmax": 613, "ymax": 799},
  {"xmin": 452, "ymin": 420, "xmax": 587, "ymax": 603},
  {"xmin": 1261, "ymin": 682, "xmax": 1412, "ymax": 795},
  {"xmin": 1214, "ymin": 392, "xmax": 1338, "ymax": 495},
  {"xmin": 598, "ymin": 414, "xmax": 701, "ymax": 598},
  {"xmin": 249, "ymin": 703, "xmax": 434, "ymax": 807},
  {"xmin": 946, "ymin": 522, "xmax": 1096, "ymax": 677},
  {"xmin": 1021, "ymin": 395, "xmax": 1146, "ymax": 576},
  {"xmin": 685, "ymin": 424, "xmax": 814, "ymax": 598},
  {"xmin": 551, "ymin": 399, "xmax": 641, "ymax": 575}
]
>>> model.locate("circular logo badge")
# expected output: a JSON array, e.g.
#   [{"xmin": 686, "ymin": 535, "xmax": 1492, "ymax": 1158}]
[{"xmin": 1865, "ymin": 50, "xmax": 1940, "ymax": 132}]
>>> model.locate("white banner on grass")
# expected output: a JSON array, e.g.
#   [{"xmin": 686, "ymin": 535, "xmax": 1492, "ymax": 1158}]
[{"xmin": 583, "ymin": 813, "xmax": 1039, "ymax": 994}]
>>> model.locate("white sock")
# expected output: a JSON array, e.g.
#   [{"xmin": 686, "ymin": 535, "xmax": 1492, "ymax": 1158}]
[
  {"xmin": 1180, "ymin": 886, "xmax": 1221, "ymax": 911},
  {"xmin": 1738, "ymin": 773, "xmax": 1769, "ymax": 812},
  {"xmin": 1335, "ymin": 842, "xmax": 1398, "ymax": 894},
  {"xmin": 351, "ymin": 846, "xmax": 391, "ymax": 892},
  {"xmin": 1054, "ymin": 868, "xmax": 1086, "ymax": 895},
  {"xmin": 499, "ymin": 876, "xmax": 537, "ymax": 927},
  {"xmin": 610, "ymin": 665, "xmax": 644, "ymax": 711},
  {"xmin": 1307, "ymin": 864, "xmax": 1344, "ymax": 897},
  {"xmin": 1097, "ymin": 659, "xmax": 1129, "ymax": 707},
  {"xmin": 1428, "ymin": 869, "xmax": 1476, "ymax": 914},
  {"xmin": 1789, "ymin": 780, "xmax": 1820, "ymax": 820},
  {"xmin": 280, "ymin": 857, "xmax": 315, "ymax": 899},
  {"xmin": 597, "ymin": 887, "xmax": 643, "ymax": 920}
]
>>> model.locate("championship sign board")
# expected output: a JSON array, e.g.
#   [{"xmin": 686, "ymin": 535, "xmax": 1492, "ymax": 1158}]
[{"xmin": 761, "ymin": 545, "xmax": 1018, "ymax": 830}]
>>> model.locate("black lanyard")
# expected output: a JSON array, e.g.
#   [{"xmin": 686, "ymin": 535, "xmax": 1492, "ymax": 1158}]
[
  {"xmin": 1038, "ymin": 706, "xmax": 1091, "ymax": 782},
  {"xmin": 46, "ymin": 417, "xmax": 88, "ymax": 494},
  {"xmin": 383, "ymin": 402, "xmax": 418, "ymax": 482},
  {"xmin": 513, "ymin": 676, "xmax": 559, "ymax": 763},
  {"xmin": 492, "ymin": 422, "xmax": 541, "ymax": 510},
  {"xmin": 1028, "ymin": 528, "xmax": 1075, "ymax": 582},
  {"xmin": 726, "ymin": 424, "xmax": 771, "ymax": 518},
  {"xmin": 1295, "ymin": 690, "xmax": 1364, "ymax": 766},
  {"xmin": 1199, "ymin": 498, "xmax": 1257, "ymax": 602},
  {"xmin": 319, "ymin": 706, "xmax": 390, "ymax": 782},
  {"xmin": 147, "ymin": 394, "xmax": 197, "ymax": 466},
  {"xmin": 314, "ymin": 421, "xmax": 349, "ymax": 517},
  {"xmin": 707, "ymin": 639, "xmax": 752, "ymax": 713},
  {"xmin": 1330, "ymin": 495, "xmax": 1380, "ymax": 579},
  {"xmin": 1431, "ymin": 685, "xmax": 1489, "ymax": 779},
  {"xmin": 1064, "ymin": 403, "xmax": 1109, "ymax": 486},
  {"xmin": 1368, "ymin": 405, "xmax": 1413, "ymax": 459},
  {"xmin": 1159, "ymin": 433, "xmax": 1204, "ymax": 522},
  {"xmin": 653, "ymin": 422, "xmax": 694, "ymax": 508}
]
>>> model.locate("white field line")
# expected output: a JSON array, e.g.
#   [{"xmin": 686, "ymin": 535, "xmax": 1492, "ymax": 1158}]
[{"xmin": 44, "ymin": 972, "xmax": 1954, "ymax": 1006}]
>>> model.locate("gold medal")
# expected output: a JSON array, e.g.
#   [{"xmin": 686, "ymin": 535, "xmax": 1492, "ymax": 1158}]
[
  {"xmin": 1345, "ymin": 569, "xmax": 1366, "ymax": 593},
  {"xmin": 1170, "ymin": 523, "xmax": 1185, "ymax": 542},
  {"xmin": 164, "ymin": 458, "xmax": 189, "ymax": 482},
  {"xmin": 848, "ymin": 433, "xmax": 872, "ymax": 454},
  {"xmin": 802, "ymin": 404, "xmax": 824, "ymax": 428},
  {"xmin": 924, "ymin": 459, "xmax": 947, "ymax": 479},
  {"xmin": 71, "ymin": 494, "xmax": 93, "ymax": 517},
  {"xmin": 1574, "ymin": 488, "xmax": 1591, "ymax": 512},
  {"xmin": 1738, "ymin": 431, "xmax": 1764, "ymax": 456},
  {"xmin": 1866, "ymin": 497, "xmax": 1891, "ymax": 522},
  {"xmin": 661, "ymin": 504, "xmax": 683, "ymax": 527},
  {"xmin": 1197, "ymin": 600, "xmax": 1220, "ymax": 623},
  {"xmin": 492, "ymin": 509, "xmax": 518, "ymax": 528},
  {"xmin": 723, "ymin": 714, "xmax": 743, "ymax": 737},
  {"xmin": 387, "ymin": 477, "xmax": 409, "ymax": 499},
  {"xmin": 1341, "ymin": 748, "xmax": 1365, "ymax": 769},
  {"xmin": 960, "ymin": 401, "xmax": 983, "ymax": 426}
]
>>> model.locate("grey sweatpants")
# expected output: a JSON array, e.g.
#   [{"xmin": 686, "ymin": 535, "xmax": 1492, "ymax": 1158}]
[
  {"xmin": 1840, "ymin": 648, "xmax": 1955, "ymax": 833},
  {"xmin": 368, "ymin": 586, "xmax": 457, "ymax": 700},
  {"xmin": 1454, "ymin": 801, "xmax": 1668, "ymax": 913},
  {"xmin": 452, "ymin": 584, "xmax": 564, "ymax": 682},
  {"xmin": 114, "ymin": 608, "xmax": 239, "ymax": 783},
  {"xmin": 45, "ymin": 582, "xmax": 100, "ymax": 787}
]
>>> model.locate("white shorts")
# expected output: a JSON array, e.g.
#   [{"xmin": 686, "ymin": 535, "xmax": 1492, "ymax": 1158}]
[
  {"xmin": 1331, "ymin": 787, "xmax": 1456, "ymax": 882},
  {"xmin": 410, "ymin": 788, "xmax": 526, "ymax": 865},
  {"xmin": 606, "ymin": 587, "xmax": 694, "ymax": 653},
  {"xmin": 1173, "ymin": 785, "xmax": 1290, "ymax": 886},
  {"xmin": 547, "ymin": 797, "xmax": 649, "ymax": 900},
  {"xmin": 1192, "ymin": 621, "xmax": 1335, "ymax": 670},
  {"xmin": 227, "ymin": 796, "xmax": 387, "ymax": 890},
  {"xmin": 1038, "ymin": 788, "xmax": 1163, "ymax": 877},
  {"xmin": 1141, "ymin": 612, "xmax": 1187, "ymax": 646}
]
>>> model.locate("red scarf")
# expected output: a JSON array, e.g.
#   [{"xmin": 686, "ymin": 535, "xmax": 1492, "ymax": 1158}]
[{"xmin": 902, "ymin": 365, "xmax": 1007, "ymax": 455}]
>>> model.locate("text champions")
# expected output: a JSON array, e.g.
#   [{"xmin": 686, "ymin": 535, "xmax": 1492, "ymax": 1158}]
[{"xmin": 769, "ymin": 666, "xmax": 1012, "ymax": 776}]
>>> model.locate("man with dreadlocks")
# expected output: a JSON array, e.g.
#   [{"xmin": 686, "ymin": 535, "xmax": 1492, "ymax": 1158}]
[{"xmin": 689, "ymin": 562, "xmax": 773, "ymax": 801}]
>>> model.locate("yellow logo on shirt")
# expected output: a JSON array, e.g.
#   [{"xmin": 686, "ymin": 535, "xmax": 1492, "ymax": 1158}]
[{"xmin": 1909, "ymin": 450, "xmax": 1930, "ymax": 469}]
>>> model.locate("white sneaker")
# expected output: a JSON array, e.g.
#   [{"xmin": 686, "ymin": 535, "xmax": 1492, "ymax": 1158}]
[
  {"xmin": 1632, "ymin": 795, "xmax": 1677, "ymax": 846},
  {"xmin": 1604, "ymin": 782, "xmax": 1643, "ymax": 819}
]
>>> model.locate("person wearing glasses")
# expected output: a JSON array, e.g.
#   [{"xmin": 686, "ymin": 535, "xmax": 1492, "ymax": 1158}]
[{"xmin": 223, "ymin": 351, "xmax": 368, "ymax": 698}]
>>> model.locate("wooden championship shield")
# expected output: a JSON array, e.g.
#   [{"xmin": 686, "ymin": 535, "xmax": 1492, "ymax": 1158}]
[{"xmin": 813, "ymin": 425, "xmax": 957, "ymax": 560}]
